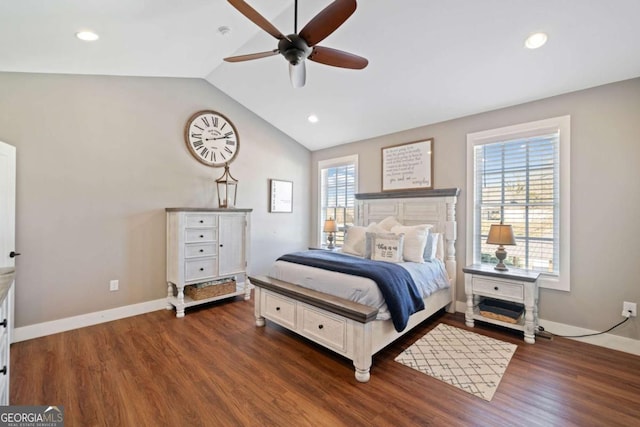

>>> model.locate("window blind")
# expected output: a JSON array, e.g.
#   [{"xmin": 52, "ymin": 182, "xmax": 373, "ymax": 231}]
[
  {"xmin": 473, "ymin": 133, "xmax": 560, "ymax": 274},
  {"xmin": 321, "ymin": 163, "xmax": 356, "ymax": 245}
]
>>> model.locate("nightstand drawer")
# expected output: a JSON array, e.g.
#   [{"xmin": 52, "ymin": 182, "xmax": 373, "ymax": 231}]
[
  {"xmin": 472, "ymin": 277, "xmax": 523, "ymax": 300},
  {"xmin": 264, "ymin": 292, "xmax": 296, "ymax": 329}
]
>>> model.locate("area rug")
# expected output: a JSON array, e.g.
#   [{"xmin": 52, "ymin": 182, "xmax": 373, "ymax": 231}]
[{"xmin": 394, "ymin": 323, "xmax": 517, "ymax": 401}]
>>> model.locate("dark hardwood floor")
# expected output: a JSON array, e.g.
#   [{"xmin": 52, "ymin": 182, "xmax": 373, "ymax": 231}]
[{"xmin": 10, "ymin": 297, "xmax": 640, "ymax": 427}]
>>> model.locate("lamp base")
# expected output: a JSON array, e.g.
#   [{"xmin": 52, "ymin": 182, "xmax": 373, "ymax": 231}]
[
  {"xmin": 327, "ymin": 233, "xmax": 335, "ymax": 250},
  {"xmin": 494, "ymin": 246, "xmax": 509, "ymax": 271}
]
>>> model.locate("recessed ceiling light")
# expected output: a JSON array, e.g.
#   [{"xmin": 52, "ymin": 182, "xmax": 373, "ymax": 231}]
[
  {"xmin": 76, "ymin": 31, "xmax": 99, "ymax": 41},
  {"xmin": 218, "ymin": 26, "xmax": 231, "ymax": 36},
  {"xmin": 525, "ymin": 32, "xmax": 547, "ymax": 49},
  {"xmin": 308, "ymin": 114, "xmax": 319, "ymax": 123}
]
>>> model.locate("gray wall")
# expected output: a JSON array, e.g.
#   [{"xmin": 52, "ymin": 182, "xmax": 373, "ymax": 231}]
[
  {"xmin": 0, "ymin": 72, "xmax": 310, "ymax": 327},
  {"xmin": 311, "ymin": 77, "xmax": 640, "ymax": 340}
]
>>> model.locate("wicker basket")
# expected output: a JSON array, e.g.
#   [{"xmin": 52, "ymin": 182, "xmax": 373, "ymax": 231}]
[
  {"xmin": 185, "ymin": 280, "xmax": 236, "ymax": 300},
  {"xmin": 478, "ymin": 299, "xmax": 524, "ymax": 324}
]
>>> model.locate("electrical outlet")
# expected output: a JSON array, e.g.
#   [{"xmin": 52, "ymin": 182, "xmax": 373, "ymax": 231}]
[
  {"xmin": 109, "ymin": 279, "xmax": 119, "ymax": 292},
  {"xmin": 622, "ymin": 301, "xmax": 637, "ymax": 318}
]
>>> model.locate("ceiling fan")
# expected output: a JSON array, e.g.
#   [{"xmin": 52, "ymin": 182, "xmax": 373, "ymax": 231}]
[{"xmin": 224, "ymin": 0, "xmax": 368, "ymax": 88}]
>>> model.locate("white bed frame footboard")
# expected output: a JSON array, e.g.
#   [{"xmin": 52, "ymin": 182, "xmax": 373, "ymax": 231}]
[{"xmin": 250, "ymin": 188, "xmax": 460, "ymax": 382}]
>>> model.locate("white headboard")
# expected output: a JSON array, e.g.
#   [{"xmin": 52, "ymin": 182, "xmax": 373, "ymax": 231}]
[{"xmin": 355, "ymin": 188, "xmax": 460, "ymax": 296}]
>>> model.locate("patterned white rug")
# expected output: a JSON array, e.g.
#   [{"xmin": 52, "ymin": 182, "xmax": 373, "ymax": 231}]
[{"xmin": 394, "ymin": 323, "xmax": 517, "ymax": 401}]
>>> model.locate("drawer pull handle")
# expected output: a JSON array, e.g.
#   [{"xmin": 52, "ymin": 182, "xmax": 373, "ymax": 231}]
[
  {"xmin": 0, "ymin": 319, "xmax": 6, "ymax": 328},
  {"xmin": 276, "ymin": 307, "xmax": 281, "ymax": 311},
  {"xmin": 318, "ymin": 324, "xmax": 324, "ymax": 330},
  {"xmin": 9, "ymin": 251, "xmax": 21, "ymax": 258},
  {"xmin": 494, "ymin": 286, "xmax": 499, "ymax": 291},
  {"xmin": 0, "ymin": 366, "xmax": 6, "ymax": 375}
]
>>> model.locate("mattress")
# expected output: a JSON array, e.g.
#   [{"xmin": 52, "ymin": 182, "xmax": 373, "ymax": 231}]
[{"xmin": 269, "ymin": 254, "xmax": 450, "ymax": 320}]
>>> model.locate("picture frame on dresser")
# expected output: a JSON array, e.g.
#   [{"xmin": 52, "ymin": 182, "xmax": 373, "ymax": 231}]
[{"xmin": 382, "ymin": 139, "xmax": 434, "ymax": 191}]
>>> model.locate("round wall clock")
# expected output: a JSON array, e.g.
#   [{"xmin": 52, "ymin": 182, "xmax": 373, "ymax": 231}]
[{"xmin": 184, "ymin": 110, "xmax": 240, "ymax": 166}]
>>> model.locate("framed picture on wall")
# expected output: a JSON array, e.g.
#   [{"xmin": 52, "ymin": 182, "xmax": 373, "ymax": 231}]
[
  {"xmin": 269, "ymin": 179, "xmax": 293, "ymax": 213},
  {"xmin": 381, "ymin": 138, "xmax": 433, "ymax": 191}
]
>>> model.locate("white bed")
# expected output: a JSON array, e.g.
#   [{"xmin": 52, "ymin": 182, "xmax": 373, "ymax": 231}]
[{"xmin": 249, "ymin": 188, "xmax": 460, "ymax": 382}]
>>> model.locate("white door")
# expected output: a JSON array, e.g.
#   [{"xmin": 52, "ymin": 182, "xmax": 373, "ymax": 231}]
[
  {"xmin": 218, "ymin": 214, "xmax": 246, "ymax": 276},
  {"xmin": 0, "ymin": 141, "xmax": 17, "ymax": 269},
  {"xmin": 0, "ymin": 141, "xmax": 16, "ymax": 343}
]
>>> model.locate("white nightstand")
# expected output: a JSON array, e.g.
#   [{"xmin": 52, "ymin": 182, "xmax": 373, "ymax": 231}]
[{"xmin": 463, "ymin": 264, "xmax": 541, "ymax": 344}]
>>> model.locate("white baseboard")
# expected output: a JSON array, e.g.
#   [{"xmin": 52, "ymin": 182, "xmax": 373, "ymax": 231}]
[
  {"xmin": 13, "ymin": 298, "xmax": 168, "ymax": 343},
  {"xmin": 454, "ymin": 301, "xmax": 640, "ymax": 356}
]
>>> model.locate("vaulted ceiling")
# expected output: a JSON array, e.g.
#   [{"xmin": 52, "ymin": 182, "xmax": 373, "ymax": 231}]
[{"xmin": 2, "ymin": 0, "xmax": 639, "ymax": 150}]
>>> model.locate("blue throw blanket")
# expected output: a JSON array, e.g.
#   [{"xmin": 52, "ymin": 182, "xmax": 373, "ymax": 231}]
[{"xmin": 277, "ymin": 251, "xmax": 425, "ymax": 332}]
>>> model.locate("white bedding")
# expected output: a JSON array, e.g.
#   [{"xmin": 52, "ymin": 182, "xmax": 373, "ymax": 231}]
[{"xmin": 268, "ymin": 252, "xmax": 450, "ymax": 320}]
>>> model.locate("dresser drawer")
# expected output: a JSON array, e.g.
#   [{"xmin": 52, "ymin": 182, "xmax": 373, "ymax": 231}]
[
  {"xmin": 301, "ymin": 306, "xmax": 347, "ymax": 352},
  {"xmin": 472, "ymin": 277, "xmax": 523, "ymax": 300},
  {"xmin": 185, "ymin": 258, "xmax": 217, "ymax": 282},
  {"xmin": 185, "ymin": 214, "xmax": 216, "ymax": 227},
  {"xmin": 185, "ymin": 228, "xmax": 216, "ymax": 243},
  {"xmin": 264, "ymin": 292, "xmax": 296, "ymax": 329},
  {"xmin": 185, "ymin": 243, "xmax": 217, "ymax": 258}
]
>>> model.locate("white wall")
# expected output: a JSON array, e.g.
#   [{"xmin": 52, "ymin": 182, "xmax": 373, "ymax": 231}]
[
  {"xmin": 0, "ymin": 72, "xmax": 310, "ymax": 327},
  {"xmin": 311, "ymin": 77, "xmax": 640, "ymax": 340}
]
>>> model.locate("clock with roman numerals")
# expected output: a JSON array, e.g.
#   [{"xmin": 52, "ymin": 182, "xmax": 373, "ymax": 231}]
[{"xmin": 184, "ymin": 110, "xmax": 240, "ymax": 167}]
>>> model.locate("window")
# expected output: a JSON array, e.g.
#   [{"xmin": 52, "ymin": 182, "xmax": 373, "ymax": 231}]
[
  {"xmin": 318, "ymin": 155, "xmax": 358, "ymax": 247},
  {"xmin": 467, "ymin": 116, "xmax": 570, "ymax": 291}
]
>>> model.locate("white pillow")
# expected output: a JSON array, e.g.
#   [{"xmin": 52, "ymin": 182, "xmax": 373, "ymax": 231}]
[
  {"xmin": 378, "ymin": 216, "xmax": 402, "ymax": 231},
  {"xmin": 368, "ymin": 232, "xmax": 405, "ymax": 263},
  {"xmin": 423, "ymin": 232, "xmax": 440, "ymax": 261},
  {"xmin": 343, "ymin": 223, "xmax": 386, "ymax": 256},
  {"xmin": 390, "ymin": 224, "xmax": 430, "ymax": 263}
]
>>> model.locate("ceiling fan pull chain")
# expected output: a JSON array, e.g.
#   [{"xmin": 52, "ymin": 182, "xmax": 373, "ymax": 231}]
[{"xmin": 294, "ymin": 0, "xmax": 298, "ymax": 34}]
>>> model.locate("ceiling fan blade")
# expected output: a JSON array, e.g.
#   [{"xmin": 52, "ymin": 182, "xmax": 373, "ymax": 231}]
[
  {"xmin": 289, "ymin": 62, "xmax": 306, "ymax": 88},
  {"xmin": 227, "ymin": 0, "xmax": 288, "ymax": 40},
  {"xmin": 299, "ymin": 0, "xmax": 356, "ymax": 47},
  {"xmin": 224, "ymin": 50, "xmax": 279, "ymax": 63},
  {"xmin": 308, "ymin": 46, "xmax": 368, "ymax": 69}
]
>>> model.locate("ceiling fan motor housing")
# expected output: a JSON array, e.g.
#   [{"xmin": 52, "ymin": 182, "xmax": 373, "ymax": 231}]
[{"xmin": 278, "ymin": 34, "xmax": 311, "ymax": 65}]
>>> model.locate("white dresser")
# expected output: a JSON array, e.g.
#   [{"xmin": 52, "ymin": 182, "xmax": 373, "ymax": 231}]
[
  {"xmin": 166, "ymin": 208, "xmax": 252, "ymax": 317},
  {"xmin": 0, "ymin": 268, "xmax": 14, "ymax": 405}
]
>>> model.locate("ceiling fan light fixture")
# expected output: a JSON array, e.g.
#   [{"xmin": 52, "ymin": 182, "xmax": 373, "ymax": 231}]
[
  {"xmin": 76, "ymin": 31, "xmax": 99, "ymax": 41},
  {"xmin": 525, "ymin": 32, "xmax": 548, "ymax": 49}
]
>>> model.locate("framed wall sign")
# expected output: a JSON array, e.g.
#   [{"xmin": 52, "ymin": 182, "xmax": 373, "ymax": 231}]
[
  {"xmin": 269, "ymin": 179, "xmax": 293, "ymax": 213},
  {"xmin": 381, "ymin": 138, "xmax": 434, "ymax": 191}
]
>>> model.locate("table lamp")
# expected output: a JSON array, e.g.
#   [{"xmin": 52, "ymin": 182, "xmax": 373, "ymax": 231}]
[
  {"xmin": 323, "ymin": 218, "xmax": 338, "ymax": 249},
  {"xmin": 486, "ymin": 223, "xmax": 516, "ymax": 271}
]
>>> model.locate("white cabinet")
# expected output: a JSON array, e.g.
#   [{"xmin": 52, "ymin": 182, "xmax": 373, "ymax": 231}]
[
  {"xmin": 0, "ymin": 268, "xmax": 14, "ymax": 405},
  {"xmin": 166, "ymin": 208, "xmax": 251, "ymax": 317},
  {"xmin": 463, "ymin": 264, "xmax": 540, "ymax": 343}
]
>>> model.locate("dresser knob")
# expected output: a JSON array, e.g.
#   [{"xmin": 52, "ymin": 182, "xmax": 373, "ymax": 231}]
[
  {"xmin": 200, "ymin": 268, "xmax": 204, "ymax": 271},
  {"xmin": 199, "ymin": 249, "xmax": 204, "ymax": 253},
  {"xmin": 220, "ymin": 244, "xmax": 224, "ymax": 248},
  {"xmin": 276, "ymin": 307, "xmax": 281, "ymax": 311},
  {"xmin": 0, "ymin": 319, "xmax": 6, "ymax": 328},
  {"xmin": 494, "ymin": 286, "xmax": 499, "ymax": 291},
  {"xmin": 0, "ymin": 366, "xmax": 6, "ymax": 375},
  {"xmin": 318, "ymin": 324, "xmax": 324, "ymax": 330},
  {"xmin": 200, "ymin": 235, "xmax": 204, "ymax": 238},
  {"xmin": 199, "ymin": 220, "xmax": 204, "ymax": 223}
]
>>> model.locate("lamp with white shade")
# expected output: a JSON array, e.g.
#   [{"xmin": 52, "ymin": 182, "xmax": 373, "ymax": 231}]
[
  {"xmin": 486, "ymin": 223, "xmax": 516, "ymax": 271},
  {"xmin": 323, "ymin": 218, "xmax": 338, "ymax": 249}
]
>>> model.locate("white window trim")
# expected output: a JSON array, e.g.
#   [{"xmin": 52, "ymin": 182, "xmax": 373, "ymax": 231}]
[
  {"xmin": 317, "ymin": 154, "xmax": 359, "ymax": 247},
  {"xmin": 466, "ymin": 116, "xmax": 570, "ymax": 291}
]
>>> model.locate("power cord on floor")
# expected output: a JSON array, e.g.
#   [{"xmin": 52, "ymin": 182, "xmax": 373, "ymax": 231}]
[{"xmin": 538, "ymin": 316, "xmax": 631, "ymax": 338}]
